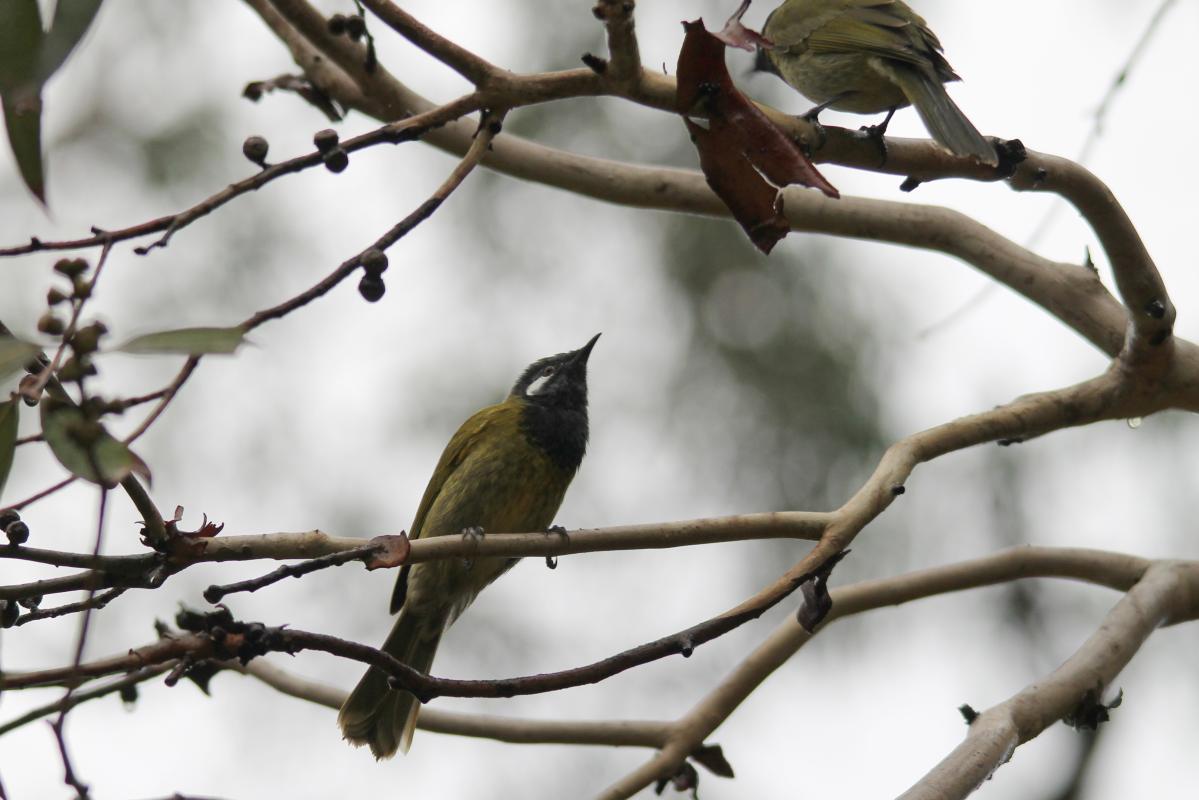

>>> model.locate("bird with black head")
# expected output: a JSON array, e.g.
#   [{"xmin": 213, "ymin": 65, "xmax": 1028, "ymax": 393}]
[{"xmin": 338, "ymin": 334, "xmax": 600, "ymax": 758}]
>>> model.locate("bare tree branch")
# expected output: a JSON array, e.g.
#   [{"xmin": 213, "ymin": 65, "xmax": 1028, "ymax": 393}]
[
  {"xmin": 899, "ymin": 562, "xmax": 1191, "ymax": 800},
  {"xmin": 596, "ymin": 548, "xmax": 1179, "ymax": 800},
  {"xmin": 238, "ymin": 660, "xmax": 673, "ymax": 747}
]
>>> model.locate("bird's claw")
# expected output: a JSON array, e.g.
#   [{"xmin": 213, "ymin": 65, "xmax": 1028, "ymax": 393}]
[
  {"xmin": 544, "ymin": 524, "xmax": 568, "ymax": 537},
  {"xmin": 859, "ymin": 107, "xmax": 896, "ymax": 166},
  {"xmin": 798, "ymin": 110, "xmax": 827, "ymax": 152},
  {"xmin": 461, "ymin": 526, "xmax": 485, "ymax": 568}
]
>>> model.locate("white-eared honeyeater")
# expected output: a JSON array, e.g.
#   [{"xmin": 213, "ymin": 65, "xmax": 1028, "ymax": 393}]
[
  {"xmin": 338, "ymin": 334, "xmax": 599, "ymax": 758},
  {"xmin": 761, "ymin": 0, "xmax": 997, "ymax": 165}
]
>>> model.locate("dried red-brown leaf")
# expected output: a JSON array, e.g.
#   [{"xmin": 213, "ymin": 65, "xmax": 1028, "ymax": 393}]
[
  {"xmin": 184, "ymin": 513, "xmax": 224, "ymax": 539},
  {"xmin": 677, "ymin": 14, "xmax": 837, "ymax": 254},
  {"xmin": 364, "ymin": 532, "xmax": 411, "ymax": 570},
  {"xmin": 684, "ymin": 117, "xmax": 789, "ymax": 254},
  {"xmin": 712, "ymin": 0, "xmax": 772, "ymax": 52}
]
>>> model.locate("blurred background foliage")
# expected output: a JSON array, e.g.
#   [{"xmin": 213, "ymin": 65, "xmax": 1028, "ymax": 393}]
[{"xmin": 1, "ymin": 1, "xmax": 1197, "ymax": 798}]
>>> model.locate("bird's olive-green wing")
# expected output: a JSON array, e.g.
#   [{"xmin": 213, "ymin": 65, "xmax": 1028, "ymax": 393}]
[
  {"xmin": 767, "ymin": 1, "xmax": 951, "ymax": 76},
  {"xmin": 389, "ymin": 401, "xmax": 517, "ymax": 613}
]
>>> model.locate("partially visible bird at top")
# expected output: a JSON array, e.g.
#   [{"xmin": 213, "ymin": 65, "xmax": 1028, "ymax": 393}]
[{"xmin": 760, "ymin": 0, "xmax": 998, "ymax": 165}]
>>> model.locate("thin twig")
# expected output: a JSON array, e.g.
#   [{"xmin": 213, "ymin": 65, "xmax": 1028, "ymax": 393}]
[
  {"xmin": 17, "ymin": 588, "xmax": 129, "ymax": 627},
  {"xmin": 0, "ymin": 664, "xmax": 173, "ymax": 736},
  {"xmin": 1, "ymin": 475, "xmax": 78, "ymax": 513},
  {"xmin": 241, "ymin": 108, "xmax": 504, "ymax": 332},
  {"xmin": 48, "ymin": 715, "xmax": 91, "ymax": 800},
  {"xmin": 238, "ymin": 659, "xmax": 673, "ymax": 747},
  {"xmin": 0, "ymin": 97, "xmax": 480, "ymax": 258},
  {"xmin": 122, "ymin": 356, "xmax": 200, "ymax": 446},
  {"xmin": 202, "ymin": 542, "xmax": 385, "ymax": 602}
]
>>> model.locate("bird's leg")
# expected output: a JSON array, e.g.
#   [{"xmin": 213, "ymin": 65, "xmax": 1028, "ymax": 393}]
[
  {"xmin": 860, "ymin": 106, "xmax": 897, "ymax": 165},
  {"xmin": 543, "ymin": 525, "xmax": 568, "ymax": 569},
  {"xmin": 798, "ymin": 93, "xmax": 850, "ymax": 153},
  {"xmin": 460, "ymin": 525, "xmax": 485, "ymax": 568}
]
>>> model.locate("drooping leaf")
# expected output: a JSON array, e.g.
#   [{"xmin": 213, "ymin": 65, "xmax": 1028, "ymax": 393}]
[
  {"xmin": 684, "ymin": 117, "xmax": 789, "ymax": 253},
  {"xmin": 0, "ymin": 336, "xmax": 40, "ymax": 384},
  {"xmin": 0, "ymin": 0, "xmax": 46, "ymax": 203},
  {"xmin": 0, "ymin": 398, "xmax": 18, "ymax": 500},
  {"xmin": 676, "ymin": 16, "xmax": 838, "ymax": 254},
  {"xmin": 40, "ymin": 396, "xmax": 151, "ymax": 486},
  {"xmin": 37, "ymin": 0, "xmax": 104, "ymax": 82},
  {"xmin": 0, "ymin": 0, "xmax": 103, "ymax": 206},
  {"xmin": 1, "ymin": 92, "xmax": 44, "ymax": 202},
  {"xmin": 116, "ymin": 326, "xmax": 247, "ymax": 356},
  {"xmin": 0, "ymin": 0, "xmax": 43, "ymax": 90}
]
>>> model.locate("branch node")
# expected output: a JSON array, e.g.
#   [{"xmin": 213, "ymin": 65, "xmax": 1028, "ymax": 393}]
[
  {"xmin": 993, "ymin": 137, "xmax": 1028, "ymax": 179},
  {"xmin": 581, "ymin": 52, "xmax": 609, "ymax": 74}
]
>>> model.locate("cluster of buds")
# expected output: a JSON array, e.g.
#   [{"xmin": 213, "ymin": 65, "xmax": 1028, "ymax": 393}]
[
  {"xmin": 358, "ymin": 248, "xmax": 389, "ymax": 302},
  {"xmin": 36, "ymin": 257, "xmax": 91, "ymax": 336},
  {"xmin": 0, "ymin": 508, "xmax": 29, "ymax": 545},
  {"xmin": 314, "ymin": 127, "xmax": 348, "ymax": 173}
]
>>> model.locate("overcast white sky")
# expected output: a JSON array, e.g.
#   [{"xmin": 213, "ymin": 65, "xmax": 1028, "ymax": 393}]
[{"xmin": 2, "ymin": 1, "xmax": 1197, "ymax": 798}]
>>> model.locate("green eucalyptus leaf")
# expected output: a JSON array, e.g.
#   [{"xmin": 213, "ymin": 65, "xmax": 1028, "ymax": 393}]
[
  {"xmin": 0, "ymin": 0, "xmax": 46, "ymax": 203},
  {"xmin": 116, "ymin": 326, "xmax": 247, "ymax": 356},
  {"xmin": 37, "ymin": 0, "xmax": 103, "ymax": 82},
  {"xmin": 0, "ymin": 335, "xmax": 40, "ymax": 384},
  {"xmin": 2, "ymin": 91, "xmax": 45, "ymax": 203},
  {"xmin": 40, "ymin": 396, "xmax": 151, "ymax": 487},
  {"xmin": 0, "ymin": 398, "xmax": 18, "ymax": 500},
  {"xmin": 0, "ymin": 0, "xmax": 43, "ymax": 91}
]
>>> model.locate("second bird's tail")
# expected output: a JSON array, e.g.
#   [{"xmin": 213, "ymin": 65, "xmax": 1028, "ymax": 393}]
[
  {"xmin": 338, "ymin": 609, "xmax": 445, "ymax": 758},
  {"xmin": 891, "ymin": 66, "xmax": 997, "ymax": 166}
]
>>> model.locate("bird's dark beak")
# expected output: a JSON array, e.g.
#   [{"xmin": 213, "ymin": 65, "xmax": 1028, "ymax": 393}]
[
  {"xmin": 573, "ymin": 333, "xmax": 601, "ymax": 365},
  {"xmin": 751, "ymin": 46, "xmax": 780, "ymax": 77}
]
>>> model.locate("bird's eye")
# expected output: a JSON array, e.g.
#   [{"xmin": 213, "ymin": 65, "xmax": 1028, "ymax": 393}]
[{"xmin": 542, "ymin": 365, "xmax": 556, "ymax": 378}]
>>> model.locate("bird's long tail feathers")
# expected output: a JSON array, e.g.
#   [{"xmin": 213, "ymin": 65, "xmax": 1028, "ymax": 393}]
[
  {"xmin": 338, "ymin": 609, "xmax": 445, "ymax": 758},
  {"xmin": 891, "ymin": 67, "xmax": 997, "ymax": 166}
]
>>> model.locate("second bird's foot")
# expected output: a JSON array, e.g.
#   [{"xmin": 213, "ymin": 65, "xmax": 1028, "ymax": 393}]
[
  {"xmin": 859, "ymin": 107, "xmax": 897, "ymax": 166},
  {"xmin": 798, "ymin": 111, "xmax": 827, "ymax": 152},
  {"xmin": 545, "ymin": 524, "xmax": 568, "ymax": 537}
]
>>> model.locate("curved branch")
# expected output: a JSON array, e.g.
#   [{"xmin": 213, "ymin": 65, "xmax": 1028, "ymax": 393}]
[
  {"xmin": 251, "ymin": 0, "xmax": 1181, "ymax": 387},
  {"xmin": 358, "ymin": 0, "xmax": 498, "ymax": 85},
  {"xmin": 595, "ymin": 547, "xmax": 1169, "ymax": 800},
  {"xmin": 239, "ymin": 660, "xmax": 672, "ymax": 748},
  {"xmin": 899, "ymin": 562, "xmax": 1191, "ymax": 800}
]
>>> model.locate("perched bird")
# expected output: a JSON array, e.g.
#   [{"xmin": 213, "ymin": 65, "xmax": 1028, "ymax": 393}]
[
  {"xmin": 338, "ymin": 334, "xmax": 600, "ymax": 758},
  {"xmin": 761, "ymin": 0, "xmax": 997, "ymax": 165}
]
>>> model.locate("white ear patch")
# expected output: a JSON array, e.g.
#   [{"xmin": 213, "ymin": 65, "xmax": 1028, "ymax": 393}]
[{"xmin": 525, "ymin": 373, "xmax": 551, "ymax": 396}]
